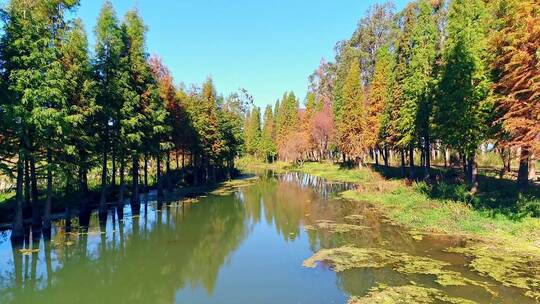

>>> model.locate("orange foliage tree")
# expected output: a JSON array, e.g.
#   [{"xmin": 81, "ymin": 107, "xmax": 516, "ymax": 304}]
[{"xmin": 492, "ymin": 0, "xmax": 539, "ymax": 186}]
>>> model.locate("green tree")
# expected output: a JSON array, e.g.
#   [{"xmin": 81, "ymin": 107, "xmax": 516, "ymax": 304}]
[
  {"xmin": 397, "ymin": 0, "xmax": 439, "ymax": 179},
  {"xmin": 218, "ymin": 93, "xmax": 247, "ymax": 176},
  {"xmin": 0, "ymin": 0, "xmax": 79, "ymax": 239},
  {"xmin": 93, "ymin": 0, "xmax": 126, "ymax": 215},
  {"xmin": 122, "ymin": 9, "xmax": 159, "ymax": 211},
  {"xmin": 350, "ymin": 2, "xmax": 396, "ymax": 85},
  {"xmin": 436, "ymin": 0, "xmax": 492, "ymax": 190},
  {"xmin": 56, "ymin": 18, "xmax": 97, "ymax": 229},
  {"xmin": 370, "ymin": 45, "xmax": 396, "ymax": 166},
  {"xmin": 337, "ymin": 59, "xmax": 366, "ymax": 166},
  {"xmin": 244, "ymin": 107, "xmax": 261, "ymax": 156},
  {"xmin": 260, "ymin": 105, "xmax": 277, "ymax": 162}
]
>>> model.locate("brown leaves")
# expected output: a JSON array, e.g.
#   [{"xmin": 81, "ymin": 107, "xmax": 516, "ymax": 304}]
[{"xmin": 493, "ymin": 0, "xmax": 540, "ymax": 151}]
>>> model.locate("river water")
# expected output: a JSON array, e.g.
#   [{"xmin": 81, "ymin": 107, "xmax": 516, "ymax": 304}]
[{"xmin": 0, "ymin": 172, "xmax": 536, "ymax": 303}]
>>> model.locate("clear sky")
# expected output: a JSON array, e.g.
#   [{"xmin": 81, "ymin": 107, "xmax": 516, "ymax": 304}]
[{"xmin": 75, "ymin": 0, "xmax": 408, "ymax": 108}]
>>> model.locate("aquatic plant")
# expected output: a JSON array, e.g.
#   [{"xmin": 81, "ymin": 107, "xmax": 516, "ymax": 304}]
[
  {"xmin": 304, "ymin": 246, "xmax": 495, "ymax": 295},
  {"xmin": 448, "ymin": 244, "xmax": 540, "ymax": 300},
  {"xmin": 348, "ymin": 284, "xmax": 477, "ymax": 304}
]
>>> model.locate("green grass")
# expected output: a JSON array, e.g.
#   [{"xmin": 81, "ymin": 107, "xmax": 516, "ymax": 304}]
[
  {"xmin": 235, "ymin": 156, "xmax": 290, "ymax": 173},
  {"xmin": 245, "ymin": 160, "xmax": 540, "ymax": 247},
  {"xmin": 289, "ymin": 162, "xmax": 374, "ymax": 184}
]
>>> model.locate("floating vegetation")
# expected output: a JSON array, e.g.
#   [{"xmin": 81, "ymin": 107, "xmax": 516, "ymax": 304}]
[
  {"xmin": 303, "ymin": 246, "xmax": 495, "ymax": 295},
  {"xmin": 314, "ymin": 220, "xmax": 370, "ymax": 233},
  {"xmin": 223, "ymin": 177, "xmax": 259, "ymax": 188},
  {"xmin": 409, "ymin": 230, "xmax": 424, "ymax": 241},
  {"xmin": 19, "ymin": 248, "xmax": 40, "ymax": 255},
  {"xmin": 303, "ymin": 246, "xmax": 402, "ymax": 271},
  {"xmin": 448, "ymin": 243, "xmax": 540, "ymax": 300},
  {"xmin": 303, "ymin": 224, "xmax": 316, "ymax": 231},
  {"xmin": 210, "ymin": 188, "xmax": 234, "ymax": 196},
  {"xmin": 182, "ymin": 198, "xmax": 199, "ymax": 204},
  {"xmin": 344, "ymin": 214, "xmax": 364, "ymax": 223},
  {"xmin": 396, "ymin": 255, "xmax": 496, "ymax": 296},
  {"xmin": 210, "ymin": 177, "xmax": 259, "ymax": 196},
  {"xmin": 68, "ymin": 229, "xmax": 105, "ymax": 236},
  {"xmin": 348, "ymin": 284, "xmax": 477, "ymax": 304}
]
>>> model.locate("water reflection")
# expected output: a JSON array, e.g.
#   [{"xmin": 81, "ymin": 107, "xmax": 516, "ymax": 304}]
[{"xmin": 0, "ymin": 194, "xmax": 248, "ymax": 303}]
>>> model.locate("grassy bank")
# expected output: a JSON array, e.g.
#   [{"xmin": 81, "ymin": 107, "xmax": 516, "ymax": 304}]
[
  {"xmin": 296, "ymin": 162, "xmax": 540, "ymax": 246},
  {"xmin": 235, "ymin": 156, "xmax": 291, "ymax": 173}
]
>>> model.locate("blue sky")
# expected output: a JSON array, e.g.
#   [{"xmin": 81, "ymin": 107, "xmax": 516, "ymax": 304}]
[{"xmin": 75, "ymin": 0, "xmax": 408, "ymax": 108}]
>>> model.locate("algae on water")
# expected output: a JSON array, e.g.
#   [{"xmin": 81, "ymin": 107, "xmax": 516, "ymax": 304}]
[
  {"xmin": 314, "ymin": 220, "xmax": 370, "ymax": 233},
  {"xmin": 303, "ymin": 246, "xmax": 402, "ymax": 271},
  {"xmin": 303, "ymin": 246, "xmax": 495, "ymax": 295},
  {"xmin": 448, "ymin": 244, "xmax": 540, "ymax": 300},
  {"xmin": 347, "ymin": 284, "xmax": 477, "ymax": 304},
  {"xmin": 210, "ymin": 177, "xmax": 259, "ymax": 196},
  {"xmin": 344, "ymin": 215, "xmax": 364, "ymax": 223}
]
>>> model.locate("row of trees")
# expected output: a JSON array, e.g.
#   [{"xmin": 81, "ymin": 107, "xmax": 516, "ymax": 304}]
[
  {"xmin": 243, "ymin": 0, "xmax": 538, "ymax": 190},
  {"xmin": 0, "ymin": 0, "xmax": 246, "ymax": 242}
]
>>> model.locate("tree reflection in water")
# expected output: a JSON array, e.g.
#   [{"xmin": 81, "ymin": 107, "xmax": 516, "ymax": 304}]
[{"xmin": 0, "ymin": 192, "xmax": 248, "ymax": 303}]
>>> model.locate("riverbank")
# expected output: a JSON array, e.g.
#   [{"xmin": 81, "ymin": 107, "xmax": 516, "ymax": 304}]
[
  {"xmin": 298, "ymin": 162, "xmax": 539, "ymax": 243},
  {"xmin": 0, "ymin": 173, "xmax": 257, "ymax": 229}
]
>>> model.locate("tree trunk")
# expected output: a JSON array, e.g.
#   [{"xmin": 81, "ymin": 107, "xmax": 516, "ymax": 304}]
[
  {"xmin": 65, "ymin": 175, "xmax": 72, "ymax": 233},
  {"xmin": 375, "ymin": 149, "xmax": 379, "ymax": 166},
  {"xmin": 111, "ymin": 145, "xmax": 116, "ymax": 195},
  {"xmin": 499, "ymin": 148, "xmax": 511, "ymax": 177},
  {"xmin": 118, "ymin": 158, "xmax": 125, "ymax": 207},
  {"xmin": 211, "ymin": 164, "xmax": 216, "ymax": 183},
  {"xmin": 467, "ymin": 153, "xmax": 478, "ymax": 193},
  {"xmin": 24, "ymin": 156, "xmax": 30, "ymax": 218},
  {"xmin": 143, "ymin": 153, "xmax": 148, "ymax": 192},
  {"xmin": 43, "ymin": 150, "xmax": 53, "ymax": 232},
  {"xmin": 166, "ymin": 151, "xmax": 172, "ymax": 191},
  {"xmin": 408, "ymin": 146, "xmax": 414, "ymax": 180},
  {"xmin": 193, "ymin": 154, "xmax": 199, "ymax": 187},
  {"xmin": 117, "ymin": 158, "xmax": 125, "ymax": 222},
  {"xmin": 462, "ymin": 153, "xmax": 468, "ymax": 180},
  {"xmin": 30, "ymin": 156, "xmax": 40, "ymax": 230},
  {"xmin": 424, "ymin": 138, "xmax": 431, "ymax": 180},
  {"xmin": 11, "ymin": 155, "xmax": 25, "ymax": 243},
  {"xmin": 78, "ymin": 164, "xmax": 90, "ymax": 227},
  {"xmin": 400, "ymin": 149, "xmax": 406, "ymax": 177},
  {"xmin": 131, "ymin": 154, "xmax": 140, "ymax": 214},
  {"xmin": 528, "ymin": 152, "xmax": 536, "ymax": 182},
  {"xmin": 444, "ymin": 148, "xmax": 449, "ymax": 168},
  {"xmin": 517, "ymin": 147, "xmax": 531, "ymax": 190},
  {"xmin": 157, "ymin": 155, "xmax": 164, "ymax": 198},
  {"xmin": 99, "ymin": 149, "xmax": 108, "ymax": 216}
]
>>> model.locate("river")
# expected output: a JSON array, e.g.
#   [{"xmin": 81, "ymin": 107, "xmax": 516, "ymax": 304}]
[{"xmin": 0, "ymin": 172, "xmax": 536, "ymax": 303}]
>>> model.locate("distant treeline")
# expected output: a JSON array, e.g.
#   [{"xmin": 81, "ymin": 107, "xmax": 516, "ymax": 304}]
[
  {"xmin": 243, "ymin": 0, "xmax": 538, "ymax": 190},
  {"xmin": 0, "ymin": 1, "xmax": 247, "ymax": 241}
]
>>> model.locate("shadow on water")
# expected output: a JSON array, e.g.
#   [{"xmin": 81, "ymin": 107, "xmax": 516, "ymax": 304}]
[{"xmin": 0, "ymin": 172, "xmax": 537, "ymax": 303}]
